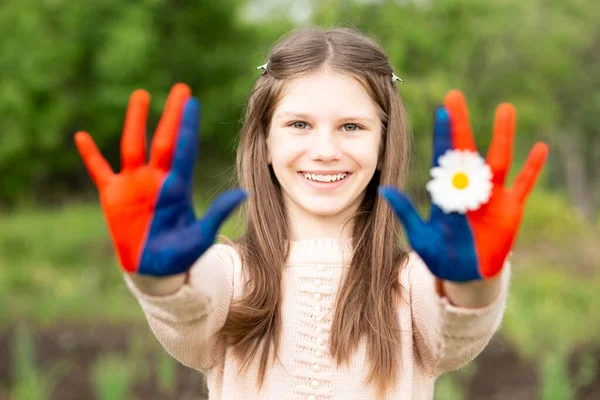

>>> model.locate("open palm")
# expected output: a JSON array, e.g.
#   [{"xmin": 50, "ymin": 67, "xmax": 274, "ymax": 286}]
[
  {"xmin": 380, "ymin": 90, "xmax": 548, "ymax": 282},
  {"xmin": 75, "ymin": 84, "xmax": 246, "ymax": 276}
]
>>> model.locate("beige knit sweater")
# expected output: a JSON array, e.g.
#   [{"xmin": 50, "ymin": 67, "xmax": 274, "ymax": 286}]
[{"xmin": 125, "ymin": 238, "xmax": 510, "ymax": 399}]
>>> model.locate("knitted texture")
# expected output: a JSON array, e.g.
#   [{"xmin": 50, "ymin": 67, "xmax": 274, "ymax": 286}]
[{"xmin": 125, "ymin": 238, "xmax": 510, "ymax": 399}]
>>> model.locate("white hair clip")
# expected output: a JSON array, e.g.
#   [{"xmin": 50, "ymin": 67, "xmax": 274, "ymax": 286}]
[
  {"xmin": 256, "ymin": 60, "xmax": 269, "ymax": 75},
  {"xmin": 391, "ymin": 73, "xmax": 403, "ymax": 84}
]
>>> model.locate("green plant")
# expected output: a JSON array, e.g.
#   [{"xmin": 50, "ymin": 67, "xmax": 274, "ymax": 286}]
[
  {"xmin": 540, "ymin": 352, "xmax": 574, "ymax": 400},
  {"xmin": 10, "ymin": 324, "xmax": 49, "ymax": 400},
  {"xmin": 503, "ymin": 268, "xmax": 600, "ymax": 359},
  {"xmin": 157, "ymin": 351, "xmax": 177, "ymax": 393},
  {"xmin": 434, "ymin": 364, "xmax": 476, "ymax": 400},
  {"xmin": 503, "ymin": 266, "xmax": 600, "ymax": 399},
  {"xmin": 91, "ymin": 354, "xmax": 134, "ymax": 400},
  {"xmin": 541, "ymin": 351, "xmax": 599, "ymax": 400}
]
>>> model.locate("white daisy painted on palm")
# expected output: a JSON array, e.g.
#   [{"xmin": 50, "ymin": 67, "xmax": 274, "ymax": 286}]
[{"xmin": 426, "ymin": 149, "xmax": 493, "ymax": 214}]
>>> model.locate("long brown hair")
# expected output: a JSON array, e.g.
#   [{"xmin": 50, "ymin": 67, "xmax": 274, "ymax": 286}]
[{"xmin": 218, "ymin": 26, "xmax": 412, "ymax": 397}]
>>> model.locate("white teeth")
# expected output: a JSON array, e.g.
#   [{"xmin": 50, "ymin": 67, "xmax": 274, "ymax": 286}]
[{"xmin": 303, "ymin": 173, "xmax": 348, "ymax": 182}]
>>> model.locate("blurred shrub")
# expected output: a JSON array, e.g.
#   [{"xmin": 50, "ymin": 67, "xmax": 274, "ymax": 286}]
[
  {"xmin": 503, "ymin": 265, "xmax": 600, "ymax": 399},
  {"xmin": 0, "ymin": 0, "xmax": 292, "ymax": 207},
  {"xmin": 504, "ymin": 267, "xmax": 600, "ymax": 360},
  {"xmin": 519, "ymin": 189, "xmax": 591, "ymax": 245}
]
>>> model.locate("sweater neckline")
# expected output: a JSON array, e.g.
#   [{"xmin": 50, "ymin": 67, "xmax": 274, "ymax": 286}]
[{"xmin": 286, "ymin": 237, "xmax": 354, "ymax": 266}]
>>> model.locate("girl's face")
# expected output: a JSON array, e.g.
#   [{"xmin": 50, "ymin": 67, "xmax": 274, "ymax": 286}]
[{"xmin": 267, "ymin": 69, "xmax": 382, "ymax": 235}]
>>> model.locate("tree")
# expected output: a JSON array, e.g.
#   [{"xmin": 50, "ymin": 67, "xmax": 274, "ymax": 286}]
[
  {"xmin": 311, "ymin": 0, "xmax": 599, "ymax": 219},
  {"xmin": 0, "ymin": 0, "xmax": 283, "ymax": 207}
]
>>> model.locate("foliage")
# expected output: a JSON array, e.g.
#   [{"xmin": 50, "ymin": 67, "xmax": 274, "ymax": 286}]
[
  {"xmin": 310, "ymin": 0, "xmax": 600, "ymax": 219},
  {"xmin": 1, "ymin": 0, "xmax": 598, "ymax": 220},
  {"xmin": 0, "ymin": 0, "xmax": 599, "ymax": 397},
  {"xmin": 0, "ymin": 0, "xmax": 292, "ymax": 206}
]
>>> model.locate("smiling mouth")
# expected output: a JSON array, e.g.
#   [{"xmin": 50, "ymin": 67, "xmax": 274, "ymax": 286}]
[{"xmin": 299, "ymin": 172, "xmax": 351, "ymax": 183}]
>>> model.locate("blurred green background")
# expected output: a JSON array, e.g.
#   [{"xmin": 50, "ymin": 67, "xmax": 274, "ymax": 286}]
[{"xmin": 0, "ymin": 0, "xmax": 599, "ymax": 399}]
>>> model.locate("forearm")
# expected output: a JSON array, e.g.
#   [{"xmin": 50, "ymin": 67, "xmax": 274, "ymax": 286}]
[
  {"xmin": 440, "ymin": 273, "xmax": 503, "ymax": 308},
  {"xmin": 123, "ymin": 245, "xmax": 237, "ymax": 371},
  {"xmin": 124, "ymin": 274, "xmax": 222, "ymax": 371},
  {"xmin": 409, "ymin": 255, "xmax": 510, "ymax": 375}
]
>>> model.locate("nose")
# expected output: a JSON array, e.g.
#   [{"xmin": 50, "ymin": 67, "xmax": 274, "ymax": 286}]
[{"xmin": 308, "ymin": 129, "xmax": 342, "ymax": 162}]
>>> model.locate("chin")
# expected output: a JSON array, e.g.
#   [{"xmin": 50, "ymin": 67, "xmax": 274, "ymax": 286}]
[
  {"xmin": 300, "ymin": 199, "xmax": 354, "ymax": 218},
  {"xmin": 307, "ymin": 208, "xmax": 343, "ymax": 217}
]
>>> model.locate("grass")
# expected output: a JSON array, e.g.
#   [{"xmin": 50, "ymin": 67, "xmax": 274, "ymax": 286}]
[
  {"xmin": 0, "ymin": 188, "xmax": 598, "ymax": 398},
  {"xmin": 0, "ymin": 194, "xmax": 242, "ymax": 325},
  {"xmin": 5, "ymin": 320, "xmax": 182, "ymax": 400},
  {"xmin": 10, "ymin": 324, "xmax": 51, "ymax": 400},
  {"xmin": 92, "ymin": 354, "xmax": 135, "ymax": 400}
]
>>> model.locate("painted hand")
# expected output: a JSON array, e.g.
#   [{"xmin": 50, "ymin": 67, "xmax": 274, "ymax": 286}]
[
  {"xmin": 379, "ymin": 90, "xmax": 548, "ymax": 282},
  {"xmin": 74, "ymin": 84, "xmax": 246, "ymax": 276}
]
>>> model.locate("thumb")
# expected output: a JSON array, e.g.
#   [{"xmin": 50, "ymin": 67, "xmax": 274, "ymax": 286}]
[
  {"xmin": 200, "ymin": 188, "xmax": 248, "ymax": 237},
  {"xmin": 378, "ymin": 186, "xmax": 427, "ymax": 238}
]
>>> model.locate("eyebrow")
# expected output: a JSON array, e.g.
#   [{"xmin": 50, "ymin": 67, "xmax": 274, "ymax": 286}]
[{"xmin": 276, "ymin": 111, "xmax": 377, "ymax": 125}]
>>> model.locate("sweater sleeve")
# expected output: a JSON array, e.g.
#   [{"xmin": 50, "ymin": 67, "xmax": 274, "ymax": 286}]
[
  {"xmin": 123, "ymin": 243, "xmax": 240, "ymax": 372},
  {"xmin": 408, "ymin": 252, "xmax": 510, "ymax": 377}
]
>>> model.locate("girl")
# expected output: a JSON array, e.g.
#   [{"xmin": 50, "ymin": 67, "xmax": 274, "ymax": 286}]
[{"xmin": 74, "ymin": 27, "xmax": 548, "ymax": 399}]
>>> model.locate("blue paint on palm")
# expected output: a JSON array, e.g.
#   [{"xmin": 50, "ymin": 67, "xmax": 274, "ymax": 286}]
[
  {"xmin": 379, "ymin": 107, "xmax": 482, "ymax": 282},
  {"xmin": 138, "ymin": 98, "xmax": 247, "ymax": 276}
]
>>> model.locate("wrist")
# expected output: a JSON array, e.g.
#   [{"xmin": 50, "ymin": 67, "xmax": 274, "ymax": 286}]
[
  {"xmin": 127, "ymin": 272, "xmax": 189, "ymax": 296},
  {"xmin": 440, "ymin": 273, "xmax": 503, "ymax": 308}
]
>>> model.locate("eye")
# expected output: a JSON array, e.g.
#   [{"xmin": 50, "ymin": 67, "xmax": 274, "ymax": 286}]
[
  {"xmin": 290, "ymin": 121, "xmax": 309, "ymax": 130},
  {"xmin": 342, "ymin": 123, "xmax": 361, "ymax": 132}
]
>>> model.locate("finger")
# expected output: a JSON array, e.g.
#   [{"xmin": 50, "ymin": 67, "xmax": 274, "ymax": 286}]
[
  {"xmin": 149, "ymin": 83, "xmax": 192, "ymax": 171},
  {"xmin": 201, "ymin": 189, "xmax": 248, "ymax": 236},
  {"xmin": 121, "ymin": 90, "xmax": 150, "ymax": 171},
  {"xmin": 512, "ymin": 142, "xmax": 549, "ymax": 202},
  {"xmin": 444, "ymin": 90, "xmax": 477, "ymax": 151},
  {"xmin": 74, "ymin": 132, "xmax": 115, "ymax": 189},
  {"xmin": 378, "ymin": 186, "xmax": 427, "ymax": 238},
  {"xmin": 172, "ymin": 97, "xmax": 201, "ymax": 186},
  {"xmin": 487, "ymin": 103, "xmax": 516, "ymax": 186},
  {"xmin": 432, "ymin": 106, "xmax": 452, "ymax": 167}
]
